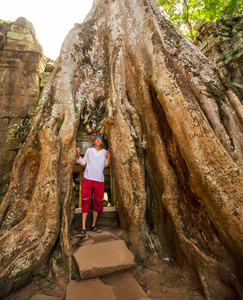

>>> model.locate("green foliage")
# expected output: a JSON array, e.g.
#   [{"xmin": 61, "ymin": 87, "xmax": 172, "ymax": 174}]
[
  {"xmin": 15, "ymin": 124, "xmax": 24, "ymax": 139},
  {"xmin": 15, "ymin": 118, "xmax": 31, "ymax": 141},
  {"xmin": 57, "ymin": 123, "xmax": 62, "ymax": 133},
  {"xmin": 49, "ymin": 282, "xmax": 55, "ymax": 289},
  {"xmin": 72, "ymin": 271, "xmax": 81, "ymax": 281},
  {"xmin": 135, "ymin": 257, "xmax": 148, "ymax": 268},
  {"xmin": 47, "ymin": 278, "xmax": 55, "ymax": 289},
  {"xmin": 156, "ymin": 0, "xmax": 243, "ymax": 39},
  {"xmin": 0, "ymin": 19, "xmax": 13, "ymax": 24},
  {"xmin": 36, "ymin": 275, "xmax": 42, "ymax": 284},
  {"xmin": 54, "ymin": 256, "xmax": 61, "ymax": 267},
  {"xmin": 125, "ymin": 237, "xmax": 132, "ymax": 248}
]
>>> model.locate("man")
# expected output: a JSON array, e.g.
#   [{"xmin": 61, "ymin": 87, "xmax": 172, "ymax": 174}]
[{"xmin": 76, "ymin": 135, "xmax": 110, "ymax": 238}]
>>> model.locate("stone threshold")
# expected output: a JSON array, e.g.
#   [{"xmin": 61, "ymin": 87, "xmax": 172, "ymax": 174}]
[{"xmin": 75, "ymin": 206, "xmax": 117, "ymax": 213}]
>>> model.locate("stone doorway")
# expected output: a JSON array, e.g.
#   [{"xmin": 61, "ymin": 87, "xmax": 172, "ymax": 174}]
[
  {"xmin": 73, "ymin": 162, "xmax": 116, "ymax": 209},
  {"xmin": 73, "ymin": 122, "xmax": 117, "ymax": 210}
]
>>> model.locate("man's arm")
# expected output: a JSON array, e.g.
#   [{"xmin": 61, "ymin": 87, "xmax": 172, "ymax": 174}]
[{"xmin": 76, "ymin": 148, "xmax": 87, "ymax": 166}]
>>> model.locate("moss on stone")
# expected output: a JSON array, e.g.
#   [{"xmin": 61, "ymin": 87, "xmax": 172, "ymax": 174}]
[{"xmin": 204, "ymin": 82, "xmax": 227, "ymax": 125}]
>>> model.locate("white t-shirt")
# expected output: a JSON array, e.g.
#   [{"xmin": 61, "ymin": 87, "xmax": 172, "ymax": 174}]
[{"xmin": 76, "ymin": 147, "xmax": 109, "ymax": 182}]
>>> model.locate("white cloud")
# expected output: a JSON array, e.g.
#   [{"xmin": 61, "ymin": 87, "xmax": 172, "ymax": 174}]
[{"xmin": 1, "ymin": 0, "xmax": 94, "ymax": 59}]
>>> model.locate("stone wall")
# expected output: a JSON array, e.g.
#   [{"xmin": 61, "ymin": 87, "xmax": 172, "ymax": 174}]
[
  {"xmin": 0, "ymin": 17, "xmax": 55, "ymax": 203},
  {"xmin": 76, "ymin": 122, "xmax": 94, "ymax": 155},
  {"xmin": 193, "ymin": 14, "xmax": 243, "ymax": 101}
]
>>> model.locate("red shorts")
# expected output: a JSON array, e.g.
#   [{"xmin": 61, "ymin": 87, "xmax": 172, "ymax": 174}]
[{"xmin": 81, "ymin": 177, "xmax": 104, "ymax": 213}]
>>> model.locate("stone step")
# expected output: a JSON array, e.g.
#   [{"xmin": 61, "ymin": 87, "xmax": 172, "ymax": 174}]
[
  {"xmin": 71, "ymin": 230, "xmax": 115, "ymax": 246},
  {"xmin": 73, "ymin": 240, "xmax": 135, "ymax": 279},
  {"xmin": 102, "ymin": 272, "xmax": 148, "ymax": 300},
  {"xmin": 72, "ymin": 207, "xmax": 119, "ymax": 230},
  {"xmin": 66, "ymin": 279, "xmax": 116, "ymax": 300},
  {"xmin": 30, "ymin": 295, "xmax": 61, "ymax": 300},
  {"xmin": 66, "ymin": 273, "xmax": 149, "ymax": 300},
  {"xmin": 87, "ymin": 230, "xmax": 115, "ymax": 242}
]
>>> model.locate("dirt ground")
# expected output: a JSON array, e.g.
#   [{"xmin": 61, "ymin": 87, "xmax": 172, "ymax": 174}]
[
  {"xmin": 108, "ymin": 227, "xmax": 205, "ymax": 300},
  {"xmin": 5, "ymin": 227, "xmax": 205, "ymax": 300}
]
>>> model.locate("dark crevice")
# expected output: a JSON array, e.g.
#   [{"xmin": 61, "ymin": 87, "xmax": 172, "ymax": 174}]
[
  {"xmin": 150, "ymin": 85, "xmax": 202, "ymax": 213},
  {"xmin": 149, "ymin": 85, "xmax": 233, "ymax": 259}
]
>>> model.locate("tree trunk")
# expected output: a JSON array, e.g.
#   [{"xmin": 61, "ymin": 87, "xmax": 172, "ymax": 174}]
[{"xmin": 0, "ymin": 0, "xmax": 242, "ymax": 298}]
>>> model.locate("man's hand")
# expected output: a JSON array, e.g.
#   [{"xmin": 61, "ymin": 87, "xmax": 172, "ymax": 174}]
[
  {"xmin": 77, "ymin": 148, "xmax": 81, "ymax": 158},
  {"xmin": 106, "ymin": 149, "xmax": 110, "ymax": 161}
]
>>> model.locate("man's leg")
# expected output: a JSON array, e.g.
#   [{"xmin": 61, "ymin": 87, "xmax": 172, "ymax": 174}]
[
  {"xmin": 76, "ymin": 178, "xmax": 92, "ymax": 238},
  {"xmin": 82, "ymin": 212, "xmax": 88, "ymax": 231},
  {"xmin": 92, "ymin": 211, "xmax": 99, "ymax": 228},
  {"xmin": 81, "ymin": 178, "xmax": 92, "ymax": 231},
  {"xmin": 92, "ymin": 181, "xmax": 104, "ymax": 232}
]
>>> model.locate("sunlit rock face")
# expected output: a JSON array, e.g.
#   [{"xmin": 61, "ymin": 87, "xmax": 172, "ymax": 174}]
[
  {"xmin": 193, "ymin": 14, "xmax": 243, "ymax": 101},
  {"xmin": 0, "ymin": 17, "xmax": 55, "ymax": 203}
]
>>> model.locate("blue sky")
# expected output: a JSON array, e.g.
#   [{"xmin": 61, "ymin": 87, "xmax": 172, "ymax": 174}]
[{"xmin": 1, "ymin": 0, "xmax": 93, "ymax": 59}]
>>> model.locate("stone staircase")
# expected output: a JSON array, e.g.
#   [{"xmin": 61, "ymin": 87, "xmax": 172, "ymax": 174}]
[
  {"xmin": 30, "ymin": 214, "xmax": 149, "ymax": 300},
  {"xmin": 67, "ymin": 230, "xmax": 148, "ymax": 299},
  {"xmin": 72, "ymin": 207, "xmax": 120, "ymax": 229}
]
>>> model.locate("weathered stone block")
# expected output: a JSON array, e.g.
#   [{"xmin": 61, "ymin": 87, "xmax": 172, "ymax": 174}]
[
  {"xmin": 66, "ymin": 279, "xmax": 115, "ymax": 300},
  {"xmin": 45, "ymin": 61, "xmax": 55, "ymax": 72},
  {"xmin": 194, "ymin": 20, "xmax": 206, "ymax": 32},
  {"xmin": 0, "ymin": 16, "xmax": 55, "ymax": 203},
  {"xmin": 73, "ymin": 240, "xmax": 135, "ymax": 279},
  {"xmin": 87, "ymin": 230, "xmax": 115, "ymax": 242},
  {"xmin": 234, "ymin": 18, "xmax": 243, "ymax": 32},
  {"xmin": 194, "ymin": 14, "xmax": 243, "ymax": 102},
  {"xmin": 30, "ymin": 295, "xmax": 61, "ymax": 300},
  {"xmin": 105, "ymin": 273, "xmax": 147, "ymax": 300},
  {"xmin": 7, "ymin": 31, "xmax": 33, "ymax": 43}
]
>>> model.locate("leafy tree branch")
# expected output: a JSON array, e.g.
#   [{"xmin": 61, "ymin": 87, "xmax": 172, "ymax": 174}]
[{"xmin": 156, "ymin": 0, "xmax": 243, "ymax": 40}]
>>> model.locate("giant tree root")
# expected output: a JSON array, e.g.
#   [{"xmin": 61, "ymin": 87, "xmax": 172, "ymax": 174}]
[{"xmin": 0, "ymin": 0, "xmax": 242, "ymax": 298}]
